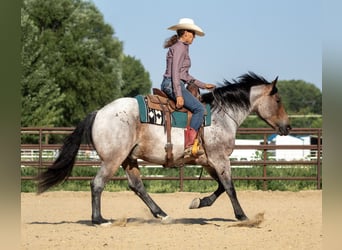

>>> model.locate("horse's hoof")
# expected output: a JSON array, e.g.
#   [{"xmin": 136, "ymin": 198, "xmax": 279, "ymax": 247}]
[
  {"xmin": 161, "ymin": 215, "xmax": 174, "ymax": 224},
  {"xmin": 92, "ymin": 217, "xmax": 111, "ymax": 225},
  {"xmin": 189, "ymin": 198, "xmax": 201, "ymax": 209},
  {"xmin": 236, "ymin": 215, "xmax": 249, "ymax": 221},
  {"xmin": 97, "ymin": 221, "xmax": 112, "ymax": 227}
]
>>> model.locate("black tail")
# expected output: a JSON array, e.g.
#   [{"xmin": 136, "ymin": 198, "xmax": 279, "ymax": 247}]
[{"xmin": 37, "ymin": 111, "xmax": 97, "ymax": 194}]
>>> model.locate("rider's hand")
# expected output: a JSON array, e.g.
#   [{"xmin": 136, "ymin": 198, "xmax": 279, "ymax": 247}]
[
  {"xmin": 205, "ymin": 84, "xmax": 216, "ymax": 89},
  {"xmin": 176, "ymin": 96, "xmax": 184, "ymax": 109}
]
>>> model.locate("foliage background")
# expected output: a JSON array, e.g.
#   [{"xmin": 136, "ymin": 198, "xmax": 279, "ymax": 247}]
[
  {"xmin": 21, "ymin": 0, "xmax": 321, "ymax": 129},
  {"xmin": 21, "ymin": 0, "xmax": 151, "ymax": 127}
]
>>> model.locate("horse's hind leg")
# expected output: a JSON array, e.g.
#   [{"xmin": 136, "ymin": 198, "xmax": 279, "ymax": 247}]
[
  {"xmin": 91, "ymin": 161, "xmax": 120, "ymax": 224},
  {"xmin": 122, "ymin": 158, "xmax": 169, "ymax": 220}
]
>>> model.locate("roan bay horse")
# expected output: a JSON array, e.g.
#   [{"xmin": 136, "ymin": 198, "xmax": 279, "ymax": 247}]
[{"xmin": 37, "ymin": 72, "xmax": 291, "ymax": 224}]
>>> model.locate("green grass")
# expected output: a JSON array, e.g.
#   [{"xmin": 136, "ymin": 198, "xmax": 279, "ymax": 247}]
[
  {"xmin": 21, "ymin": 165, "xmax": 321, "ymax": 193},
  {"xmin": 232, "ymin": 165, "xmax": 320, "ymax": 191}
]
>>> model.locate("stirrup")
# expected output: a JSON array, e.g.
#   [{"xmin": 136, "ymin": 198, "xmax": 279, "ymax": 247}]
[{"xmin": 184, "ymin": 139, "xmax": 204, "ymax": 158}]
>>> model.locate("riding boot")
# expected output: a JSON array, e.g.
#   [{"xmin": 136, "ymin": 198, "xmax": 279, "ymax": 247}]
[{"xmin": 184, "ymin": 127, "xmax": 204, "ymax": 158}]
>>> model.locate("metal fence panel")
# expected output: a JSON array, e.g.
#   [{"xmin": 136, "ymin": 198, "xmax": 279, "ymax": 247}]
[{"xmin": 21, "ymin": 127, "xmax": 322, "ymax": 190}]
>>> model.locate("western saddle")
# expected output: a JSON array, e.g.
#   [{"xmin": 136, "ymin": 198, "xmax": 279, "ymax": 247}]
[{"xmin": 146, "ymin": 83, "xmax": 203, "ymax": 167}]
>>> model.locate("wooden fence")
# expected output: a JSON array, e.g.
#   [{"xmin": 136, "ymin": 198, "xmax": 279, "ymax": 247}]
[{"xmin": 21, "ymin": 127, "xmax": 322, "ymax": 190}]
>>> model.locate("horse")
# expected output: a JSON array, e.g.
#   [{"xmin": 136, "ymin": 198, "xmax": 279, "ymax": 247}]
[{"xmin": 37, "ymin": 72, "xmax": 291, "ymax": 224}]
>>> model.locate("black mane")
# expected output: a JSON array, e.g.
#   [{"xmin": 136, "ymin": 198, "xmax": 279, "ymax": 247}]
[{"xmin": 201, "ymin": 72, "xmax": 273, "ymax": 112}]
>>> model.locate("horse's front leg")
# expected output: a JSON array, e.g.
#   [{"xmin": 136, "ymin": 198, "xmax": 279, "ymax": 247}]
[
  {"xmin": 189, "ymin": 168, "xmax": 225, "ymax": 209},
  {"xmin": 189, "ymin": 181, "xmax": 225, "ymax": 208},
  {"xmin": 215, "ymin": 159, "xmax": 248, "ymax": 221},
  {"xmin": 123, "ymin": 158, "xmax": 170, "ymax": 221}
]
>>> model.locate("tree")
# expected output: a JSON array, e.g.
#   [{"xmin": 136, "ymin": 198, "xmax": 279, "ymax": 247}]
[
  {"xmin": 121, "ymin": 55, "xmax": 152, "ymax": 97},
  {"xmin": 277, "ymin": 80, "xmax": 322, "ymax": 114},
  {"xmin": 21, "ymin": 0, "xmax": 124, "ymax": 126},
  {"xmin": 21, "ymin": 5, "xmax": 65, "ymax": 126}
]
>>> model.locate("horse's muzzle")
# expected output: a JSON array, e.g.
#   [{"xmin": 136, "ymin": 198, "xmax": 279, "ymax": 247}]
[{"xmin": 278, "ymin": 124, "xmax": 292, "ymax": 136}]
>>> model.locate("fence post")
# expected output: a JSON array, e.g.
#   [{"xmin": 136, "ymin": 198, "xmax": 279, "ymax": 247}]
[
  {"xmin": 316, "ymin": 128, "xmax": 322, "ymax": 189},
  {"xmin": 262, "ymin": 132, "xmax": 268, "ymax": 190},
  {"xmin": 38, "ymin": 128, "xmax": 43, "ymax": 169}
]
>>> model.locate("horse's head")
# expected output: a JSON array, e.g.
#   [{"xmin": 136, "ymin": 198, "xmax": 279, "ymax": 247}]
[{"xmin": 251, "ymin": 77, "xmax": 291, "ymax": 135}]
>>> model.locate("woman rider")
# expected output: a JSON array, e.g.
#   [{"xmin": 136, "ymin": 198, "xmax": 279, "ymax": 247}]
[{"xmin": 161, "ymin": 18, "xmax": 215, "ymax": 157}]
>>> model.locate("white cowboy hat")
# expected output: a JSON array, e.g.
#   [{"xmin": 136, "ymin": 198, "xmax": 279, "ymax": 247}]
[{"xmin": 167, "ymin": 18, "xmax": 205, "ymax": 37}]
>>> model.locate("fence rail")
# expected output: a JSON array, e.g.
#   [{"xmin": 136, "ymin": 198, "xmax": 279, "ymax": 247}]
[{"xmin": 21, "ymin": 127, "xmax": 322, "ymax": 190}]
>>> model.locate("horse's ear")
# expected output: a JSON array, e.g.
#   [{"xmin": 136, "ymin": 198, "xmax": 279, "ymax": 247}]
[
  {"xmin": 272, "ymin": 76, "xmax": 278, "ymax": 86},
  {"xmin": 269, "ymin": 76, "xmax": 278, "ymax": 95}
]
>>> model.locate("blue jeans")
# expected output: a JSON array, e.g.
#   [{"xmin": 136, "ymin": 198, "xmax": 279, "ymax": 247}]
[{"xmin": 161, "ymin": 77, "xmax": 204, "ymax": 131}]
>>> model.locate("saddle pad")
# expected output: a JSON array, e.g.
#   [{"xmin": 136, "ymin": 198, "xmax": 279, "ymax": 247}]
[{"xmin": 135, "ymin": 95, "xmax": 211, "ymax": 128}]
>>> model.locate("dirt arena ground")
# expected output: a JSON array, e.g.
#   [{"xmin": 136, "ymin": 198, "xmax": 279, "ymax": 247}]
[{"xmin": 21, "ymin": 190, "xmax": 322, "ymax": 249}]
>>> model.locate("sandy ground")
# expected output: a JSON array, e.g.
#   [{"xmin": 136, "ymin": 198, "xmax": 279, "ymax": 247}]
[{"xmin": 21, "ymin": 190, "xmax": 322, "ymax": 250}]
